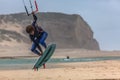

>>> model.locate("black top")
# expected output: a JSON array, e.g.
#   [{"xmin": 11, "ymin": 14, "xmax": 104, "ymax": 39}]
[{"xmin": 29, "ymin": 14, "xmax": 44, "ymax": 45}]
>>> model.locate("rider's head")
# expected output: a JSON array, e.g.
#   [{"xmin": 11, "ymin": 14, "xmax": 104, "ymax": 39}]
[{"xmin": 26, "ymin": 25, "xmax": 34, "ymax": 35}]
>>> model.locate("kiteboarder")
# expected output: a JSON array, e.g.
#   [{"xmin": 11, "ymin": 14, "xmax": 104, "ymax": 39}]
[
  {"xmin": 23, "ymin": 0, "xmax": 48, "ymax": 69},
  {"xmin": 26, "ymin": 12, "xmax": 48, "ymax": 56}
]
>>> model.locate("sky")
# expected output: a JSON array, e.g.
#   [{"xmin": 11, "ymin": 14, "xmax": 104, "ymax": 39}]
[{"xmin": 0, "ymin": 0, "xmax": 120, "ymax": 51}]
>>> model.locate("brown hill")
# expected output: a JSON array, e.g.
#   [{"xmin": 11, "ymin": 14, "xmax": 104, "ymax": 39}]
[{"xmin": 0, "ymin": 12, "xmax": 100, "ymax": 50}]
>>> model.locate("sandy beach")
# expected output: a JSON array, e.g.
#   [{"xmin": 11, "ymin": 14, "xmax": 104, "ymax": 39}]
[{"xmin": 0, "ymin": 60, "xmax": 120, "ymax": 80}]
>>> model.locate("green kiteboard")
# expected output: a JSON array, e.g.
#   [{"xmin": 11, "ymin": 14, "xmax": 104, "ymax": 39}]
[{"xmin": 33, "ymin": 43, "xmax": 56, "ymax": 70}]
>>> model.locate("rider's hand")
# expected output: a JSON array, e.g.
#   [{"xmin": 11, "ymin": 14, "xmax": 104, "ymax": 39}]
[{"xmin": 31, "ymin": 11, "xmax": 35, "ymax": 15}]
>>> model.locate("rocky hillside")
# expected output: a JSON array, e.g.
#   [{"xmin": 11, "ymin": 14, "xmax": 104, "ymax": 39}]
[{"xmin": 0, "ymin": 12, "xmax": 100, "ymax": 50}]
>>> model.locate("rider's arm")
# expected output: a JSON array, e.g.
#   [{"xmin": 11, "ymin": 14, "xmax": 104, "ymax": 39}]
[{"xmin": 32, "ymin": 13, "xmax": 37, "ymax": 27}]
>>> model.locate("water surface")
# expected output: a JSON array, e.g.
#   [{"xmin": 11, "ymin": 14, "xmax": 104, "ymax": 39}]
[{"xmin": 0, "ymin": 56, "xmax": 120, "ymax": 70}]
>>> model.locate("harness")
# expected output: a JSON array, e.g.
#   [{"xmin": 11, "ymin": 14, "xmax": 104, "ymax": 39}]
[{"xmin": 34, "ymin": 26, "xmax": 44, "ymax": 39}]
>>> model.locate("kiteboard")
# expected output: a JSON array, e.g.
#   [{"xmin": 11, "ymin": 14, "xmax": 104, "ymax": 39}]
[{"xmin": 33, "ymin": 43, "xmax": 56, "ymax": 70}]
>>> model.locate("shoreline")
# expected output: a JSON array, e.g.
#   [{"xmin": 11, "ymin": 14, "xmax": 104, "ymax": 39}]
[{"xmin": 1, "ymin": 54, "xmax": 120, "ymax": 59}]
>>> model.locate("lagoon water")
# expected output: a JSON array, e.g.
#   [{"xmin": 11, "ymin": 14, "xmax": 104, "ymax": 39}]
[{"xmin": 0, "ymin": 57, "xmax": 120, "ymax": 70}]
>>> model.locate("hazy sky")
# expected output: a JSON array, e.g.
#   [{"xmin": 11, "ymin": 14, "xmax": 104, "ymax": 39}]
[{"xmin": 0, "ymin": 0, "xmax": 120, "ymax": 51}]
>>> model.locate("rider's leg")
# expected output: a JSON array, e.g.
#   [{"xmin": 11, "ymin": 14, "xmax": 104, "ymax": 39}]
[{"xmin": 39, "ymin": 32, "xmax": 48, "ymax": 49}]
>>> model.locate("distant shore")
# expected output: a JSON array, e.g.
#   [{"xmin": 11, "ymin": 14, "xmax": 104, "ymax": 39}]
[{"xmin": 0, "ymin": 49, "xmax": 120, "ymax": 58}]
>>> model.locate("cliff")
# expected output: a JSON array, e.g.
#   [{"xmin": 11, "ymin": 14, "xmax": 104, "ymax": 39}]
[{"xmin": 0, "ymin": 12, "xmax": 100, "ymax": 50}]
